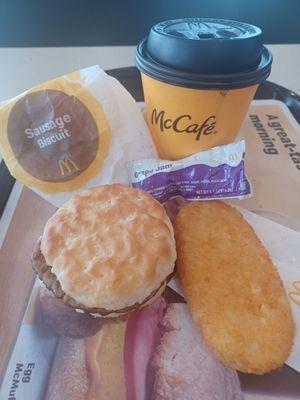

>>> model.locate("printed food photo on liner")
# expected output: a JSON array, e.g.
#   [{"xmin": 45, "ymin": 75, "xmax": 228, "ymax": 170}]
[{"xmin": 0, "ymin": 16, "xmax": 299, "ymax": 400}]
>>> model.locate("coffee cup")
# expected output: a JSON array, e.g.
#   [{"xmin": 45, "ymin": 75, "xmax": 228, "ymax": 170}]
[{"xmin": 136, "ymin": 18, "xmax": 272, "ymax": 160}]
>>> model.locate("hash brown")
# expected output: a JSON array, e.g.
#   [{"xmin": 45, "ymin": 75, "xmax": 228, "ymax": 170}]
[{"xmin": 175, "ymin": 201, "xmax": 294, "ymax": 374}]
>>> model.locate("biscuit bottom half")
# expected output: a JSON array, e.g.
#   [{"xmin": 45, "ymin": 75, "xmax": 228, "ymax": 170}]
[{"xmin": 32, "ymin": 239, "xmax": 171, "ymax": 318}]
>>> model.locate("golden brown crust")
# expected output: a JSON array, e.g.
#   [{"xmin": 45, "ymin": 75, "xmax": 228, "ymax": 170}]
[
  {"xmin": 175, "ymin": 201, "xmax": 295, "ymax": 374},
  {"xmin": 39, "ymin": 184, "xmax": 176, "ymax": 310}
]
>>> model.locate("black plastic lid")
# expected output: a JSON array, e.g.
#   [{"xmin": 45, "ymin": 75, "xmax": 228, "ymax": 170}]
[{"xmin": 136, "ymin": 18, "xmax": 273, "ymax": 90}]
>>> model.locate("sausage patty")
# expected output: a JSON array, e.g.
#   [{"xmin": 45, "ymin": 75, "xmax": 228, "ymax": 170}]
[{"xmin": 32, "ymin": 239, "xmax": 170, "ymax": 317}]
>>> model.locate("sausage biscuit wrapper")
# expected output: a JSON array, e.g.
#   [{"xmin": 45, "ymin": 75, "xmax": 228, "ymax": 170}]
[
  {"xmin": 128, "ymin": 140, "xmax": 252, "ymax": 203},
  {"xmin": 0, "ymin": 65, "xmax": 157, "ymax": 207}
]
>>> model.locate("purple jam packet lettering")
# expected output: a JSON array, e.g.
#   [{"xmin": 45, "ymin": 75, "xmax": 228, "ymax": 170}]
[{"xmin": 128, "ymin": 140, "xmax": 252, "ymax": 203}]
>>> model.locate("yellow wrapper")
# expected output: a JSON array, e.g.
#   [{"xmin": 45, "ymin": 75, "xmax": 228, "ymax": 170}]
[{"xmin": 0, "ymin": 66, "xmax": 157, "ymax": 206}]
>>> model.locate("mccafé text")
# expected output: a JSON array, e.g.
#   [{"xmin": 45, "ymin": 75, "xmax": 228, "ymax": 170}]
[{"xmin": 151, "ymin": 108, "xmax": 216, "ymax": 141}]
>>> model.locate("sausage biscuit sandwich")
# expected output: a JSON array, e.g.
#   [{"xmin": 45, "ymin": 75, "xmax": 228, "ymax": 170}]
[{"xmin": 32, "ymin": 184, "xmax": 176, "ymax": 318}]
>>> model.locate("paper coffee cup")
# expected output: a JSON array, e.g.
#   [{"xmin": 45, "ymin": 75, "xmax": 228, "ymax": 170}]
[{"xmin": 136, "ymin": 18, "xmax": 273, "ymax": 160}]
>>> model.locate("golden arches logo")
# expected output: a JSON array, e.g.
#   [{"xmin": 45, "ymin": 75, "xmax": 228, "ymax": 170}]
[
  {"xmin": 59, "ymin": 156, "xmax": 79, "ymax": 176},
  {"xmin": 229, "ymin": 153, "xmax": 238, "ymax": 162},
  {"xmin": 289, "ymin": 281, "xmax": 300, "ymax": 307}
]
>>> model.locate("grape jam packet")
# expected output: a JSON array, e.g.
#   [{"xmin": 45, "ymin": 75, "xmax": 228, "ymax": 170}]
[{"xmin": 128, "ymin": 140, "xmax": 252, "ymax": 203}]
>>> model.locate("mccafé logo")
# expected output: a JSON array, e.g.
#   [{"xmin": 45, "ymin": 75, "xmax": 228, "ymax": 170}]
[{"xmin": 151, "ymin": 108, "xmax": 217, "ymax": 141}]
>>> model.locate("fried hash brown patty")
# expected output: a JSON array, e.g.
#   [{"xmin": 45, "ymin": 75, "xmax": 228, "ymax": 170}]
[
  {"xmin": 175, "ymin": 201, "xmax": 295, "ymax": 374},
  {"xmin": 32, "ymin": 239, "xmax": 169, "ymax": 316}
]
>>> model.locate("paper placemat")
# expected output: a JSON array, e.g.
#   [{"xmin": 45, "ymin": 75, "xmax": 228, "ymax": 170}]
[{"xmin": 1, "ymin": 99, "xmax": 300, "ymax": 399}]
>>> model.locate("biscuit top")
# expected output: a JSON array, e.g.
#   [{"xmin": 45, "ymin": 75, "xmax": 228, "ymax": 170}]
[{"xmin": 41, "ymin": 184, "xmax": 176, "ymax": 310}]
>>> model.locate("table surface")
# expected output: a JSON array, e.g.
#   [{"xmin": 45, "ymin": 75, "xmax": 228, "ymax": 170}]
[
  {"xmin": 0, "ymin": 46, "xmax": 300, "ymax": 384},
  {"xmin": 0, "ymin": 44, "xmax": 299, "ymax": 161},
  {"xmin": 0, "ymin": 44, "xmax": 299, "ymax": 102}
]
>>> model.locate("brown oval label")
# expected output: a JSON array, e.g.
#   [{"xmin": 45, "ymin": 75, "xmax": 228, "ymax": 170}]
[{"xmin": 7, "ymin": 89, "xmax": 99, "ymax": 182}]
